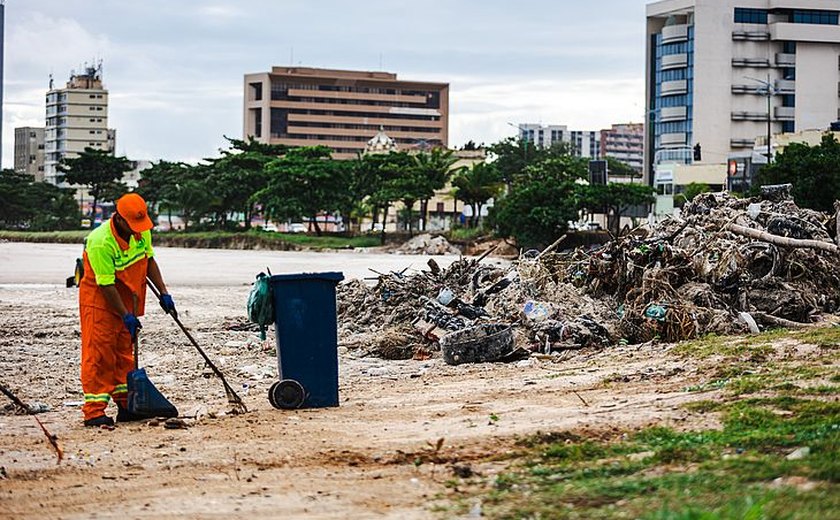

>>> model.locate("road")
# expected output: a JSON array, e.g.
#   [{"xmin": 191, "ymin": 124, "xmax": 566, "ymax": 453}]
[{"xmin": 0, "ymin": 242, "xmax": 485, "ymax": 286}]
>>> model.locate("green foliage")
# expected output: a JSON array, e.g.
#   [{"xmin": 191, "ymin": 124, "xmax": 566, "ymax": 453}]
[
  {"xmin": 757, "ymin": 133, "xmax": 840, "ymax": 212},
  {"xmin": 58, "ymin": 147, "xmax": 132, "ymax": 218},
  {"xmin": 606, "ymin": 157, "xmax": 639, "ymax": 179},
  {"xmin": 451, "ymin": 162, "xmax": 503, "ymax": 228},
  {"xmin": 682, "ymin": 182, "xmax": 711, "ymax": 203},
  {"xmin": 579, "ymin": 182, "xmax": 655, "ymax": 235},
  {"xmin": 488, "ymin": 137, "xmax": 573, "ymax": 185},
  {"xmin": 255, "ymin": 146, "xmax": 352, "ymax": 236},
  {"xmin": 491, "ymin": 156, "xmax": 587, "ymax": 248},
  {"xmin": 0, "ymin": 170, "xmax": 80, "ymax": 230}
]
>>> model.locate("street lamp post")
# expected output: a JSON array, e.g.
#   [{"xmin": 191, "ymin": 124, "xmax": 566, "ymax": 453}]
[{"xmin": 745, "ymin": 75, "xmax": 776, "ymax": 163}]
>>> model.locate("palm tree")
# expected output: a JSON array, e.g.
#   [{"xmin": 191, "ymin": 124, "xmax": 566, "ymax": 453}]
[
  {"xmin": 451, "ymin": 162, "xmax": 504, "ymax": 228},
  {"xmin": 413, "ymin": 148, "xmax": 458, "ymax": 231}
]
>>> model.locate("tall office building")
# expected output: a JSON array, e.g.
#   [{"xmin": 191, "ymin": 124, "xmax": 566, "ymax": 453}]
[
  {"xmin": 13, "ymin": 127, "xmax": 45, "ymax": 180},
  {"xmin": 44, "ymin": 64, "xmax": 111, "ymax": 185},
  {"xmin": 243, "ymin": 67, "xmax": 449, "ymax": 159},
  {"xmin": 600, "ymin": 123, "xmax": 644, "ymax": 173},
  {"xmin": 645, "ymin": 1, "xmax": 840, "ymax": 182},
  {"xmin": 517, "ymin": 124, "xmax": 601, "ymax": 158}
]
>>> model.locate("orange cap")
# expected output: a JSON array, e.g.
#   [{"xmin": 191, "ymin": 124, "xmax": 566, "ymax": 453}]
[{"xmin": 116, "ymin": 193, "xmax": 154, "ymax": 233}]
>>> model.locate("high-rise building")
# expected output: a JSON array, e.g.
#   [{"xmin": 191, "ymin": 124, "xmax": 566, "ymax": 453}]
[
  {"xmin": 600, "ymin": 123, "xmax": 644, "ymax": 173},
  {"xmin": 517, "ymin": 124, "xmax": 601, "ymax": 158},
  {"xmin": 13, "ymin": 127, "xmax": 45, "ymax": 181},
  {"xmin": 645, "ymin": 1, "xmax": 840, "ymax": 183},
  {"xmin": 44, "ymin": 64, "xmax": 111, "ymax": 185},
  {"xmin": 243, "ymin": 67, "xmax": 449, "ymax": 159}
]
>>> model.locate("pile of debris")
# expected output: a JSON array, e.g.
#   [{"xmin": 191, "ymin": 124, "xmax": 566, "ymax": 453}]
[
  {"xmin": 338, "ymin": 187, "xmax": 840, "ymax": 362},
  {"xmin": 395, "ymin": 234, "xmax": 462, "ymax": 256}
]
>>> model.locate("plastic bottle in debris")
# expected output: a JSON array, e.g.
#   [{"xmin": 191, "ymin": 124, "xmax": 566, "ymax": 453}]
[
  {"xmin": 437, "ymin": 287, "xmax": 455, "ymax": 306},
  {"xmin": 523, "ymin": 300, "xmax": 551, "ymax": 322}
]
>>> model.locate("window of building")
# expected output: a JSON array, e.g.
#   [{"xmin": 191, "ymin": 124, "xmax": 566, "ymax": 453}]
[
  {"xmin": 734, "ymin": 8, "xmax": 768, "ymax": 24},
  {"xmin": 96, "ymin": 107, "xmax": 103, "ymax": 111},
  {"xmin": 782, "ymin": 41, "xmax": 796, "ymax": 54},
  {"xmin": 270, "ymin": 108, "xmax": 287, "ymax": 137},
  {"xmin": 250, "ymin": 82, "xmax": 263, "ymax": 101},
  {"xmin": 791, "ymin": 10, "xmax": 839, "ymax": 25},
  {"xmin": 89, "ymin": 94, "xmax": 96, "ymax": 98}
]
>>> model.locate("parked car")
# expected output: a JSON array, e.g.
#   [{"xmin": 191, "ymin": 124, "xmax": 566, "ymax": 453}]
[{"xmin": 289, "ymin": 223, "xmax": 307, "ymax": 233}]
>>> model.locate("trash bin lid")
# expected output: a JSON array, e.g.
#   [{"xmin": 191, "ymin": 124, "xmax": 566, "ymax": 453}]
[{"xmin": 269, "ymin": 272, "xmax": 345, "ymax": 283}]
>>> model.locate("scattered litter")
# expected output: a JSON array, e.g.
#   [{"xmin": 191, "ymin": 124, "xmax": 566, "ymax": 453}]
[
  {"xmin": 337, "ymin": 191, "xmax": 840, "ymax": 360},
  {"xmin": 785, "ymin": 446, "xmax": 810, "ymax": 460}
]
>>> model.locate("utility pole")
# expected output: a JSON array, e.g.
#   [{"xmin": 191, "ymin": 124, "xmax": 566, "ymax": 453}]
[
  {"xmin": 746, "ymin": 75, "xmax": 776, "ymax": 163},
  {"xmin": 0, "ymin": 1, "xmax": 5, "ymax": 170}
]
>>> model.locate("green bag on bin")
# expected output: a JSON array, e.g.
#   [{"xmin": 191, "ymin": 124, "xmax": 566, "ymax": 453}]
[{"xmin": 247, "ymin": 272, "xmax": 274, "ymax": 340}]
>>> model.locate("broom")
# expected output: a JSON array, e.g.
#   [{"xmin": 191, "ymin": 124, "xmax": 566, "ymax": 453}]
[{"xmin": 146, "ymin": 278, "xmax": 247, "ymax": 414}]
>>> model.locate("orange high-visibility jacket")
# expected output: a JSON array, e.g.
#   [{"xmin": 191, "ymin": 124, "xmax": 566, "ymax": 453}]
[{"xmin": 79, "ymin": 218, "xmax": 155, "ymax": 315}]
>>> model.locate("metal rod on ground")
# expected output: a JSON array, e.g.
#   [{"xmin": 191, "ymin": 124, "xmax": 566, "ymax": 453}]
[
  {"xmin": 145, "ymin": 278, "xmax": 247, "ymax": 414},
  {"xmin": 0, "ymin": 381, "xmax": 63, "ymax": 463}
]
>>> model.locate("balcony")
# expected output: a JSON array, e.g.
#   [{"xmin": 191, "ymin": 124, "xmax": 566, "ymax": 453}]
[
  {"xmin": 775, "ymin": 106, "xmax": 795, "ymax": 120},
  {"xmin": 660, "ymin": 132, "xmax": 687, "ymax": 145},
  {"xmin": 732, "ymin": 30, "xmax": 770, "ymax": 41},
  {"xmin": 661, "ymin": 79, "xmax": 688, "ymax": 96},
  {"xmin": 775, "ymin": 53, "xmax": 796, "ymax": 66},
  {"xmin": 661, "ymin": 53, "xmax": 688, "ymax": 70},
  {"xmin": 730, "ymin": 138, "xmax": 755, "ymax": 148},
  {"xmin": 732, "ymin": 57, "xmax": 771, "ymax": 68},
  {"xmin": 661, "ymin": 24, "xmax": 689, "ymax": 44},
  {"xmin": 775, "ymin": 79, "xmax": 796, "ymax": 93},
  {"xmin": 660, "ymin": 106, "xmax": 687, "ymax": 122},
  {"xmin": 732, "ymin": 111, "xmax": 769, "ymax": 121}
]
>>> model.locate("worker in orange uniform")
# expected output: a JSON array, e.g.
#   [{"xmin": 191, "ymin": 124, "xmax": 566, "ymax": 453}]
[{"xmin": 78, "ymin": 193, "xmax": 175, "ymax": 427}]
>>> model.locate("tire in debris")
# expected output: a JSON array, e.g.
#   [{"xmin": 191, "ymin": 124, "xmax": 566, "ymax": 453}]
[{"xmin": 440, "ymin": 324, "xmax": 514, "ymax": 365}]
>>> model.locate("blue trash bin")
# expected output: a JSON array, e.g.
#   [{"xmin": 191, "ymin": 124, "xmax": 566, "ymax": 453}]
[{"xmin": 268, "ymin": 272, "xmax": 344, "ymax": 409}]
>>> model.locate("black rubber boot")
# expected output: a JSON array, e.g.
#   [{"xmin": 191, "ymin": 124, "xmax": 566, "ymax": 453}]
[
  {"xmin": 84, "ymin": 415, "xmax": 115, "ymax": 428},
  {"xmin": 116, "ymin": 405, "xmax": 145, "ymax": 423}
]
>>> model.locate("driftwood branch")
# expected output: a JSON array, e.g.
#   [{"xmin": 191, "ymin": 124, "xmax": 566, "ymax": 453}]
[
  {"xmin": 538, "ymin": 234, "xmax": 568, "ymax": 259},
  {"xmin": 751, "ymin": 312, "xmax": 813, "ymax": 329},
  {"xmin": 726, "ymin": 223, "xmax": 839, "ymax": 254}
]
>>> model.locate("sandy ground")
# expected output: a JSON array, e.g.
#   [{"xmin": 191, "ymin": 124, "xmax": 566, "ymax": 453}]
[{"xmin": 0, "ymin": 243, "xmax": 749, "ymax": 519}]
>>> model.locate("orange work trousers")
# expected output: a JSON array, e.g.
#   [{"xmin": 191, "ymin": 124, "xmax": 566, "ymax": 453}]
[{"xmin": 80, "ymin": 305, "xmax": 134, "ymax": 421}]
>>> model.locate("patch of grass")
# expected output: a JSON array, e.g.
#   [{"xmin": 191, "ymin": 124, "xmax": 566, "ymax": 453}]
[
  {"xmin": 672, "ymin": 331, "xmax": 783, "ymax": 359},
  {"xmin": 451, "ymin": 397, "xmax": 840, "ymax": 519},
  {"xmin": 0, "ymin": 229, "xmax": 381, "ymax": 250}
]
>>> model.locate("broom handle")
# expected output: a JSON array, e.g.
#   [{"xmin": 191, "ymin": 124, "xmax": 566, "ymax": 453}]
[{"xmin": 132, "ymin": 294, "xmax": 139, "ymax": 370}]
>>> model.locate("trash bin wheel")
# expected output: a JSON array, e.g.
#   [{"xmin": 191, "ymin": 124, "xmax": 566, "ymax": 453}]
[{"xmin": 268, "ymin": 379, "xmax": 306, "ymax": 410}]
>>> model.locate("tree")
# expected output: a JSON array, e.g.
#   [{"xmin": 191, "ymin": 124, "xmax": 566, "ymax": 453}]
[
  {"xmin": 363, "ymin": 151, "xmax": 416, "ymax": 239},
  {"xmin": 0, "ymin": 170, "xmax": 79, "ymax": 230},
  {"xmin": 579, "ymin": 183, "xmax": 655, "ymax": 236},
  {"xmin": 255, "ymin": 146, "xmax": 351, "ymax": 236},
  {"xmin": 204, "ymin": 136, "xmax": 287, "ymax": 229},
  {"xmin": 135, "ymin": 160, "xmax": 187, "ymax": 227},
  {"xmin": 488, "ymin": 137, "xmax": 573, "ymax": 186},
  {"xmin": 58, "ymin": 148, "xmax": 132, "ymax": 219},
  {"xmin": 490, "ymin": 156, "xmax": 587, "ymax": 248},
  {"xmin": 451, "ymin": 162, "xmax": 503, "ymax": 228},
  {"xmin": 411, "ymin": 148, "xmax": 458, "ymax": 231},
  {"xmin": 605, "ymin": 157, "xmax": 639, "ymax": 179},
  {"xmin": 756, "ymin": 133, "xmax": 840, "ymax": 213}
]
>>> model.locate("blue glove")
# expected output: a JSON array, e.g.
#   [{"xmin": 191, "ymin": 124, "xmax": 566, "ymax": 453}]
[
  {"xmin": 123, "ymin": 313, "xmax": 142, "ymax": 340},
  {"xmin": 159, "ymin": 293, "xmax": 176, "ymax": 314}
]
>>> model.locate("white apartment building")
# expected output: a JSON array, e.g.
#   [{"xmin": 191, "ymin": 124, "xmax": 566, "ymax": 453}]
[
  {"xmin": 517, "ymin": 124, "xmax": 601, "ymax": 158},
  {"xmin": 645, "ymin": 0, "xmax": 840, "ymax": 191},
  {"xmin": 44, "ymin": 65, "xmax": 111, "ymax": 185}
]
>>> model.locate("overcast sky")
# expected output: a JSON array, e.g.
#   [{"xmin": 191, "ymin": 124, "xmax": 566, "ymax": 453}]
[{"xmin": 2, "ymin": 0, "xmax": 651, "ymax": 168}]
